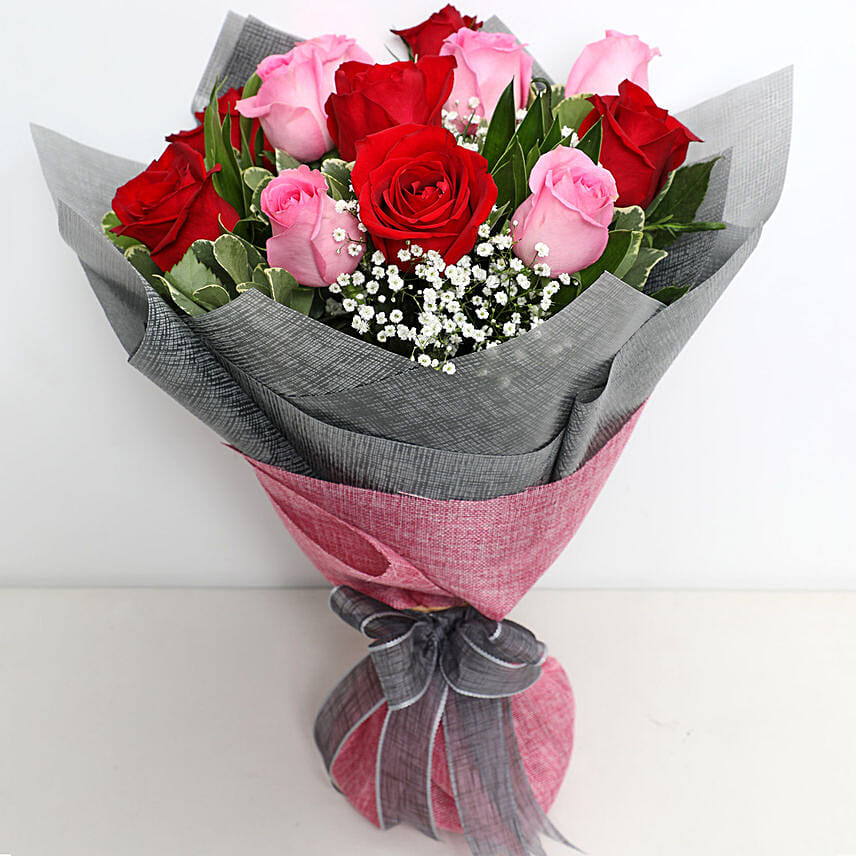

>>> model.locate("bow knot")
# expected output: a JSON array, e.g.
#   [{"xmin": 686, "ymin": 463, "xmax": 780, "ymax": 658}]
[{"xmin": 315, "ymin": 587, "xmax": 574, "ymax": 856}]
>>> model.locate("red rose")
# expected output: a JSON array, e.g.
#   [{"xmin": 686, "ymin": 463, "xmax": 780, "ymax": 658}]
[
  {"xmin": 392, "ymin": 4, "xmax": 482, "ymax": 58},
  {"xmin": 325, "ymin": 56, "xmax": 456, "ymax": 162},
  {"xmin": 580, "ymin": 79, "xmax": 702, "ymax": 208},
  {"xmin": 110, "ymin": 141, "xmax": 239, "ymax": 270},
  {"xmin": 165, "ymin": 87, "xmax": 269, "ymax": 158},
  {"xmin": 351, "ymin": 123, "xmax": 497, "ymax": 265}
]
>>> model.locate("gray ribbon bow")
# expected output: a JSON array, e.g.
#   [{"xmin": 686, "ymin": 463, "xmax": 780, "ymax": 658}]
[{"xmin": 314, "ymin": 586, "xmax": 576, "ymax": 856}]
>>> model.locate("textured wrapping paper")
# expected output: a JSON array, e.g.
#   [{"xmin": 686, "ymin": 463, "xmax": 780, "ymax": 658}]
[
  {"xmin": 31, "ymin": 13, "xmax": 792, "ymax": 502},
  {"xmin": 32, "ymin": 12, "xmax": 792, "ymax": 848}
]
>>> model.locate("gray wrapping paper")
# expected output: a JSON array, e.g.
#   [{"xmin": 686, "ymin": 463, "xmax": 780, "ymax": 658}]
[{"xmin": 32, "ymin": 12, "xmax": 792, "ymax": 500}]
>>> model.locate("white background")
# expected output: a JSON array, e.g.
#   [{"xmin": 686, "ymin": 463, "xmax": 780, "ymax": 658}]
[{"xmin": 1, "ymin": 0, "xmax": 854, "ymax": 588}]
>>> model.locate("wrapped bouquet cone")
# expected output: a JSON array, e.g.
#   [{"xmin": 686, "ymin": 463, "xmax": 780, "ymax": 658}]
[{"xmin": 33, "ymin": 11, "xmax": 792, "ymax": 854}]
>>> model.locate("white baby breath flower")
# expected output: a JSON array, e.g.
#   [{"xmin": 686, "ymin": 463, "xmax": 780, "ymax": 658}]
[
  {"xmin": 350, "ymin": 271, "xmax": 365, "ymax": 286},
  {"xmin": 342, "ymin": 298, "xmax": 356, "ymax": 312},
  {"xmin": 418, "ymin": 354, "xmax": 432, "ymax": 367},
  {"xmin": 561, "ymin": 125, "xmax": 573, "ymax": 138},
  {"xmin": 332, "ymin": 227, "xmax": 347, "ymax": 243},
  {"xmin": 410, "ymin": 244, "xmax": 424, "ymax": 257},
  {"xmin": 397, "ymin": 248, "xmax": 412, "ymax": 263},
  {"xmin": 389, "ymin": 309, "xmax": 403, "ymax": 324},
  {"xmin": 376, "ymin": 330, "xmax": 389, "ymax": 343},
  {"xmin": 366, "ymin": 280, "xmax": 379, "ymax": 294},
  {"xmin": 352, "ymin": 316, "xmax": 369, "ymax": 333},
  {"xmin": 533, "ymin": 263, "xmax": 551, "ymax": 277},
  {"xmin": 442, "ymin": 361, "xmax": 457, "ymax": 375},
  {"xmin": 468, "ymin": 96, "xmax": 480, "ymax": 110},
  {"xmin": 495, "ymin": 291, "xmax": 508, "ymax": 306},
  {"xmin": 372, "ymin": 250, "xmax": 385, "ymax": 266},
  {"xmin": 334, "ymin": 200, "xmax": 349, "ymax": 214},
  {"xmin": 478, "ymin": 223, "xmax": 492, "ymax": 239},
  {"xmin": 476, "ymin": 307, "xmax": 489, "ymax": 320},
  {"xmin": 509, "ymin": 257, "xmax": 524, "ymax": 272},
  {"xmin": 328, "ymin": 282, "xmax": 342, "ymax": 294},
  {"xmin": 515, "ymin": 108, "xmax": 527, "ymax": 121},
  {"xmin": 534, "ymin": 242, "xmax": 549, "ymax": 258},
  {"xmin": 358, "ymin": 304, "xmax": 375, "ymax": 320},
  {"xmin": 516, "ymin": 273, "xmax": 530, "ymax": 288},
  {"xmin": 347, "ymin": 242, "xmax": 363, "ymax": 257},
  {"xmin": 357, "ymin": 222, "xmax": 367, "ymax": 232},
  {"xmin": 558, "ymin": 272, "xmax": 571, "ymax": 285},
  {"xmin": 476, "ymin": 242, "xmax": 494, "ymax": 257},
  {"xmin": 502, "ymin": 321, "xmax": 517, "ymax": 336}
]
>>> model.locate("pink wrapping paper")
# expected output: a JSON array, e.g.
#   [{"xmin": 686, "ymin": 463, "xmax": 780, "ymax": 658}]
[
  {"xmin": 245, "ymin": 407, "xmax": 642, "ymax": 620},
  {"xmin": 331, "ymin": 656, "xmax": 575, "ymax": 833}
]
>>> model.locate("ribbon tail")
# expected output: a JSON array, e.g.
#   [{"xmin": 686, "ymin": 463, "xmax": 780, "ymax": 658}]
[
  {"xmin": 375, "ymin": 669, "xmax": 447, "ymax": 839},
  {"xmin": 314, "ymin": 655, "xmax": 385, "ymax": 790},
  {"xmin": 445, "ymin": 692, "xmax": 574, "ymax": 856},
  {"xmin": 444, "ymin": 692, "xmax": 530, "ymax": 856}
]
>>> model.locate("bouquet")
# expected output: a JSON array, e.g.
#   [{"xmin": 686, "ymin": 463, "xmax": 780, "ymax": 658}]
[{"xmin": 33, "ymin": 7, "xmax": 791, "ymax": 854}]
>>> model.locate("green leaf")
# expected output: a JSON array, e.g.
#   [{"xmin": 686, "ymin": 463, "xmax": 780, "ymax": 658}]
[
  {"xmin": 621, "ymin": 247, "xmax": 668, "ymax": 289},
  {"xmin": 239, "ymin": 73, "xmax": 262, "ymax": 168},
  {"xmin": 101, "ymin": 210, "xmax": 142, "ymax": 250},
  {"xmin": 650, "ymin": 283, "xmax": 691, "ymax": 305},
  {"xmin": 645, "ymin": 157, "xmax": 719, "ymax": 223},
  {"xmin": 154, "ymin": 274, "xmax": 206, "ymax": 316},
  {"xmin": 510, "ymin": 137, "xmax": 528, "ymax": 212},
  {"xmin": 539, "ymin": 118, "xmax": 562, "ymax": 155},
  {"xmin": 553, "ymin": 95, "xmax": 594, "ymax": 135},
  {"xmin": 124, "ymin": 245, "xmax": 164, "ymax": 292},
  {"xmin": 275, "ymin": 149, "xmax": 301, "ymax": 173},
  {"xmin": 191, "ymin": 284, "xmax": 231, "ymax": 310},
  {"xmin": 164, "ymin": 245, "xmax": 227, "ymax": 309},
  {"xmin": 203, "ymin": 85, "xmax": 220, "ymax": 171},
  {"xmin": 226, "ymin": 231, "xmax": 265, "ymax": 269},
  {"xmin": 290, "ymin": 285, "xmax": 316, "ymax": 316},
  {"xmin": 645, "ymin": 219, "xmax": 727, "ymax": 250},
  {"xmin": 515, "ymin": 92, "xmax": 547, "ymax": 158},
  {"xmin": 577, "ymin": 229, "xmax": 642, "ymax": 289},
  {"xmin": 483, "ymin": 80, "xmax": 516, "ymax": 171},
  {"xmin": 643, "ymin": 170, "xmax": 674, "ymax": 219},
  {"xmin": 612, "ymin": 206, "xmax": 645, "ymax": 231},
  {"xmin": 218, "ymin": 111, "xmax": 247, "ymax": 215},
  {"xmin": 265, "ymin": 267, "xmax": 298, "ymax": 305},
  {"xmin": 321, "ymin": 158, "xmax": 355, "ymax": 201},
  {"xmin": 190, "ymin": 239, "xmax": 235, "ymax": 292},
  {"xmin": 575, "ymin": 118, "xmax": 601, "ymax": 163},
  {"xmin": 213, "ymin": 233, "xmax": 252, "ymax": 285},
  {"xmin": 242, "ymin": 166, "xmax": 274, "ymax": 192}
]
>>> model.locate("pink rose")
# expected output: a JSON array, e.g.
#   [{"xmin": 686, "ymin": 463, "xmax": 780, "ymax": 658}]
[
  {"xmin": 261, "ymin": 165, "xmax": 363, "ymax": 287},
  {"xmin": 237, "ymin": 35, "xmax": 372, "ymax": 162},
  {"xmin": 565, "ymin": 30, "xmax": 659, "ymax": 96},
  {"xmin": 511, "ymin": 147, "xmax": 617, "ymax": 276},
  {"xmin": 439, "ymin": 29, "xmax": 532, "ymax": 125}
]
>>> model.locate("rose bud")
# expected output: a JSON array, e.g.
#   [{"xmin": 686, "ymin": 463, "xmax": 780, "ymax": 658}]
[
  {"xmin": 261, "ymin": 166, "xmax": 363, "ymax": 287},
  {"xmin": 392, "ymin": 4, "xmax": 482, "ymax": 59},
  {"xmin": 110, "ymin": 141, "xmax": 239, "ymax": 271},
  {"xmin": 511, "ymin": 147, "xmax": 617, "ymax": 276},
  {"xmin": 237, "ymin": 35, "xmax": 372, "ymax": 163},
  {"xmin": 325, "ymin": 56, "xmax": 456, "ymax": 162},
  {"xmin": 351, "ymin": 123, "xmax": 497, "ymax": 266},
  {"xmin": 566, "ymin": 30, "xmax": 660, "ymax": 96},
  {"xmin": 439, "ymin": 29, "xmax": 532, "ymax": 125},
  {"xmin": 580, "ymin": 79, "xmax": 701, "ymax": 208}
]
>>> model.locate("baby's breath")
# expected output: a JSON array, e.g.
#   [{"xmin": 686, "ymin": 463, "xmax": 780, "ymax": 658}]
[{"xmin": 326, "ymin": 229, "xmax": 573, "ymax": 373}]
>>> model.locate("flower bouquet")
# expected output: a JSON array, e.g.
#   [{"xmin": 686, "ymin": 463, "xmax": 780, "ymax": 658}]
[{"xmin": 33, "ymin": 7, "xmax": 791, "ymax": 854}]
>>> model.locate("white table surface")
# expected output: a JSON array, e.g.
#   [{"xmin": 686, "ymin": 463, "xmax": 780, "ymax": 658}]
[{"xmin": 1, "ymin": 588, "xmax": 854, "ymax": 856}]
